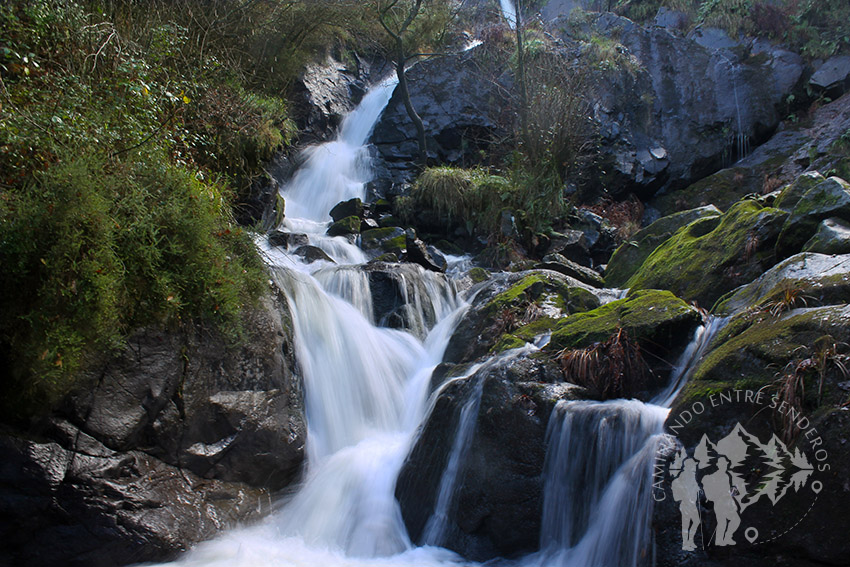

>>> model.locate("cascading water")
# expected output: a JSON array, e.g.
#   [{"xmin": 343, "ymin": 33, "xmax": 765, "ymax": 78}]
[
  {"xmin": 500, "ymin": 0, "xmax": 517, "ymax": 29},
  {"xmin": 149, "ymin": 73, "xmax": 716, "ymax": 567}
]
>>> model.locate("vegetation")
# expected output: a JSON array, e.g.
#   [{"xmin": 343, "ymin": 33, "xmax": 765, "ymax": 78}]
[
  {"xmin": 612, "ymin": 0, "xmax": 850, "ymax": 58},
  {"xmin": 558, "ymin": 328, "xmax": 648, "ymax": 399},
  {"xmin": 0, "ymin": 0, "xmax": 386, "ymax": 419}
]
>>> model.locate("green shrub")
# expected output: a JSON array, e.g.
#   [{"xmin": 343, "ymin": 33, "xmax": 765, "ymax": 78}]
[{"xmin": 0, "ymin": 150, "xmax": 264, "ymax": 419}]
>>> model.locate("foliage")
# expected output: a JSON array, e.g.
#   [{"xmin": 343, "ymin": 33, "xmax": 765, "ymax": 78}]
[
  {"xmin": 612, "ymin": 0, "xmax": 850, "ymax": 58},
  {"xmin": 558, "ymin": 328, "xmax": 648, "ymax": 399},
  {"xmin": 0, "ymin": 151, "xmax": 265, "ymax": 419}
]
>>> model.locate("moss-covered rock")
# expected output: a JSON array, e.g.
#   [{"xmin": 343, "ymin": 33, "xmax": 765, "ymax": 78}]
[
  {"xmin": 626, "ymin": 200, "xmax": 788, "ymax": 307},
  {"xmin": 329, "ymin": 198, "xmax": 363, "ymax": 222},
  {"xmin": 714, "ymin": 252, "xmax": 850, "ymax": 316},
  {"xmin": 773, "ymin": 171, "xmax": 826, "ymax": 212},
  {"xmin": 467, "ymin": 267, "xmax": 491, "ymax": 284},
  {"xmin": 542, "ymin": 289, "xmax": 700, "ymax": 352},
  {"xmin": 360, "ymin": 227, "xmax": 406, "ymax": 254},
  {"xmin": 776, "ymin": 176, "xmax": 850, "ymax": 258},
  {"xmin": 803, "ymin": 217, "xmax": 850, "ymax": 255},
  {"xmin": 444, "ymin": 271, "xmax": 603, "ymax": 364},
  {"xmin": 326, "ymin": 215, "xmax": 360, "ymax": 237},
  {"xmin": 605, "ymin": 205, "xmax": 722, "ymax": 287}
]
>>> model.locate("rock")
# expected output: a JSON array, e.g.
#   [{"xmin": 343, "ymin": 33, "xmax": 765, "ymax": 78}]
[
  {"xmin": 360, "ymin": 217, "xmax": 379, "ymax": 232},
  {"xmin": 713, "ymin": 252, "xmax": 850, "ymax": 316},
  {"xmin": 233, "ymin": 153, "xmax": 294, "ymax": 228},
  {"xmin": 566, "ymin": 13, "xmax": 804, "ymax": 197},
  {"xmin": 536, "ymin": 253, "xmax": 605, "ymax": 287},
  {"xmin": 396, "ymin": 353, "xmax": 580, "ymax": 560},
  {"xmin": 289, "ymin": 233, "xmax": 310, "ymax": 248},
  {"xmin": 774, "ymin": 171, "xmax": 827, "ymax": 212},
  {"xmin": 658, "ymin": 300, "xmax": 850, "ymax": 566},
  {"xmin": 546, "ymin": 230, "xmax": 591, "ymax": 266},
  {"xmin": 467, "ymin": 267, "xmax": 491, "ymax": 284},
  {"xmin": 326, "ymin": 215, "xmax": 361, "ymax": 237},
  {"xmin": 268, "ymin": 229, "xmax": 291, "ymax": 247},
  {"xmin": 520, "ymin": 289, "xmax": 702, "ymax": 386},
  {"xmin": 330, "ymin": 197, "xmax": 364, "ymax": 222},
  {"xmin": 626, "ymin": 200, "xmax": 788, "ymax": 308},
  {"xmin": 654, "ymin": 7, "xmax": 688, "ymax": 30},
  {"xmin": 809, "ymin": 55, "xmax": 850, "ymax": 96},
  {"xmin": 605, "ymin": 205, "xmax": 722, "ymax": 287},
  {"xmin": 444, "ymin": 271, "xmax": 603, "ymax": 364},
  {"xmin": 369, "ymin": 252, "xmax": 399, "ymax": 263},
  {"xmin": 404, "ymin": 232, "xmax": 445, "ymax": 273},
  {"xmin": 360, "ymin": 227, "xmax": 406, "ymax": 255},
  {"xmin": 368, "ymin": 47, "xmax": 508, "ymax": 197},
  {"xmin": 362, "ymin": 263, "xmax": 454, "ymax": 336},
  {"xmin": 291, "ymin": 52, "xmax": 375, "ymax": 141},
  {"xmin": 0, "ymin": 432, "xmax": 270, "ymax": 567},
  {"xmin": 804, "ymin": 218, "xmax": 850, "ymax": 254},
  {"xmin": 293, "ymin": 245, "xmax": 335, "ymax": 264},
  {"xmin": 776, "ymin": 176, "xmax": 850, "ymax": 259},
  {"xmin": 4, "ymin": 292, "xmax": 304, "ymax": 566}
]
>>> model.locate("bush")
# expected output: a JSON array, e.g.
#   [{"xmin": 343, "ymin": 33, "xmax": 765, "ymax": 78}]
[{"xmin": 0, "ymin": 150, "xmax": 265, "ymax": 419}]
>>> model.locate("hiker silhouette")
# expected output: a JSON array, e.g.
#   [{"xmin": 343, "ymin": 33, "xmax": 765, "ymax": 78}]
[
  {"xmin": 671, "ymin": 457, "xmax": 701, "ymax": 551},
  {"xmin": 702, "ymin": 456, "xmax": 741, "ymax": 546}
]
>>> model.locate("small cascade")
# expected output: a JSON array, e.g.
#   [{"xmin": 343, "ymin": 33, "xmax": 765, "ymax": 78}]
[
  {"xmin": 282, "ymin": 78, "xmax": 397, "ymax": 223},
  {"xmin": 500, "ymin": 0, "xmax": 517, "ymax": 29},
  {"xmin": 652, "ymin": 316, "xmax": 726, "ymax": 407},
  {"xmin": 422, "ymin": 347, "xmax": 533, "ymax": 547},
  {"xmin": 540, "ymin": 400, "xmax": 668, "ymax": 552},
  {"xmin": 535, "ymin": 318, "xmax": 718, "ymax": 567},
  {"xmin": 313, "ymin": 266, "xmax": 375, "ymax": 323}
]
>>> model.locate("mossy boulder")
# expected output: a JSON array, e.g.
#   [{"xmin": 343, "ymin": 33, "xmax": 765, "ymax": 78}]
[
  {"xmin": 541, "ymin": 289, "xmax": 699, "ymax": 351},
  {"xmin": 536, "ymin": 253, "xmax": 604, "ymax": 288},
  {"xmin": 329, "ymin": 198, "xmax": 363, "ymax": 222},
  {"xmin": 360, "ymin": 227, "xmax": 406, "ymax": 255},
  {"xmin": 605, "ymin": 205, "xmax": 722, "ymax": 287},
  {"xmin": 775, "ymin": 176, "xmax": 850, "ymax": 259},
  {"xmin": 803, "ymin": 217, "xmax": 850, "ymax": 255},
  {"xmin": 444, "ymin": 271, "xmax": 603, "ymax": 364},
  {"xmin": 714, "ymin": 252, "xmax": 850, "ymax": 316},
  {"xmin": 467, "ymin": 267, "xmax": 491, "ymax": 284},
  {"xmin": 626, "ymin": 200, "xmax": 788, "ymax": 307},
  {"xmin": 773, "ymin": 171, "xmax": 826, "ymax": 212},
  {"xmin": 326, "ymin": 215, "xmax": 361, "ymax": 237}
]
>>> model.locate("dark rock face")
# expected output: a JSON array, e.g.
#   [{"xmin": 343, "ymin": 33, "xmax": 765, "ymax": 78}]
[
  {"xmin": 405, "ymin": 231, "xmax": 446, "ymax": 273},
  {"xmin": 561, "ymin": 14, "xmax": 804, "ymax": 197},
  {"xmin": 395, "ymin": 354, "xmax": 579, "ymax": 560},
  {"xmin": 0, "ymin": 293, "xmax": 305, "ymax": 566},
  {"xmin": 368, "ymin": 47, "xmax": 508, "ymax": 197},
  {"xmin": 809, "ymin": 55, "xmax": 850, "ymax": 97},
  {"xmin": 291, "ymin": 52, "xmax": 381, "ymax": 142}
]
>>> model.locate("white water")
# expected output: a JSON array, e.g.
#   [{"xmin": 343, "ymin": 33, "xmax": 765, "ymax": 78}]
[
  {"xmin": 149, "ymin": 73, "xmax": 714, "ymax": 567},
  {"xmin": 500, "ymin": 0, "xmax": 517, "ymax": 28}
]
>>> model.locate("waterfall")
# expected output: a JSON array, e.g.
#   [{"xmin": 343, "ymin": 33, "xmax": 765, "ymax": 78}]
[
  {"xmin": 147, "ymin": 69, "xmax": 712, "ymax": 567},
  {"xmin": 533, "ymin": 319, "xmax": 720, "ymax": 567},
  {"xmin": 500, "ymin": 0, "xmax": 517, "ymax": 29}
]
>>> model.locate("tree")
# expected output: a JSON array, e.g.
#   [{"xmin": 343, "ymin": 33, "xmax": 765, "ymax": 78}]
[{"xmin": 376, "ymin": 0, "xmax": 454, "ymax": 165}]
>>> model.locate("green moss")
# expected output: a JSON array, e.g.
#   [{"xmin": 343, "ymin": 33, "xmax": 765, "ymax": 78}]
[
  {"xmin": 327, "ymin": 215, "xmax": 360, "ymax": 237},
  {"xmin": 605, "ymin": 206, "xmax": 721, "ymax": 287},
  {"xmin": 545, "ymin": 289, "xmax": 698, "ymax": 351},
  {"xmin": 468, "ymin": 267, "xmax": 491, "ymax": 284},
  {"xmin": 626, "ymin": 200, "xmax": 788, "ymax": 306},
  {"xmin": 491, "ymin": 334, "xmax": 527, "ymax": 353},
  {"xmin": 486, "ymin": 274, "xmax": 549, "ymax": 314}
]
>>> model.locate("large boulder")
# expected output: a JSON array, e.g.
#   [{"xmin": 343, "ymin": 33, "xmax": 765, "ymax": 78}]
[
  {"xmin": 0, "ymin": 291, "xmax": 306, "ymax": 566},
  {"xmin": 558, "ymin": 13, "xmax": 804, "ymax": 197},
  {"xmin": 368, "ymin": 47, "xmax": 509, "ymax": 197},
  {"xmin": 443, "ymin": 270, "xmax": 604, "ymax": 364},
  {"xmin": 626, "ymin": 200, "xmax": 788, "ymax": 308},
  {"xmin": 775, "ymin": 175, "xmax": 850, "ymax": 258},
  {"xmin": 714, "ymin": 252, "xmax": 850, "ymax": 316},
  {"xmin": 605, "ymin": 205, "xmax": 722, "ymax": 287},
  {"xmin": 396, "ymin": 352, "xmax": 579, "ymax": 560}
]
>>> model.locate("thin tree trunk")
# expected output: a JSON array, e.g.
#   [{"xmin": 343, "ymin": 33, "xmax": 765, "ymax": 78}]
[
  {"xmin": 396, "ymin": 38, "xmax": 428, "ymax": 165},
  {"xmin": 515, "ymin": 0, "xmax": 529, "ymax": 144}
]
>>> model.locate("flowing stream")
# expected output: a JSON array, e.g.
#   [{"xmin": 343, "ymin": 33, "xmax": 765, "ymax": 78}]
[{"xmin": 150, "ymin": 76, "xmax": 715, "ymax": 567}]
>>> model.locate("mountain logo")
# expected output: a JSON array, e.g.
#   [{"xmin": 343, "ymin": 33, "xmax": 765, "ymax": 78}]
[{"xmin": 655, "ymin": 389, "xmax": 827, "ymax": 550}]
